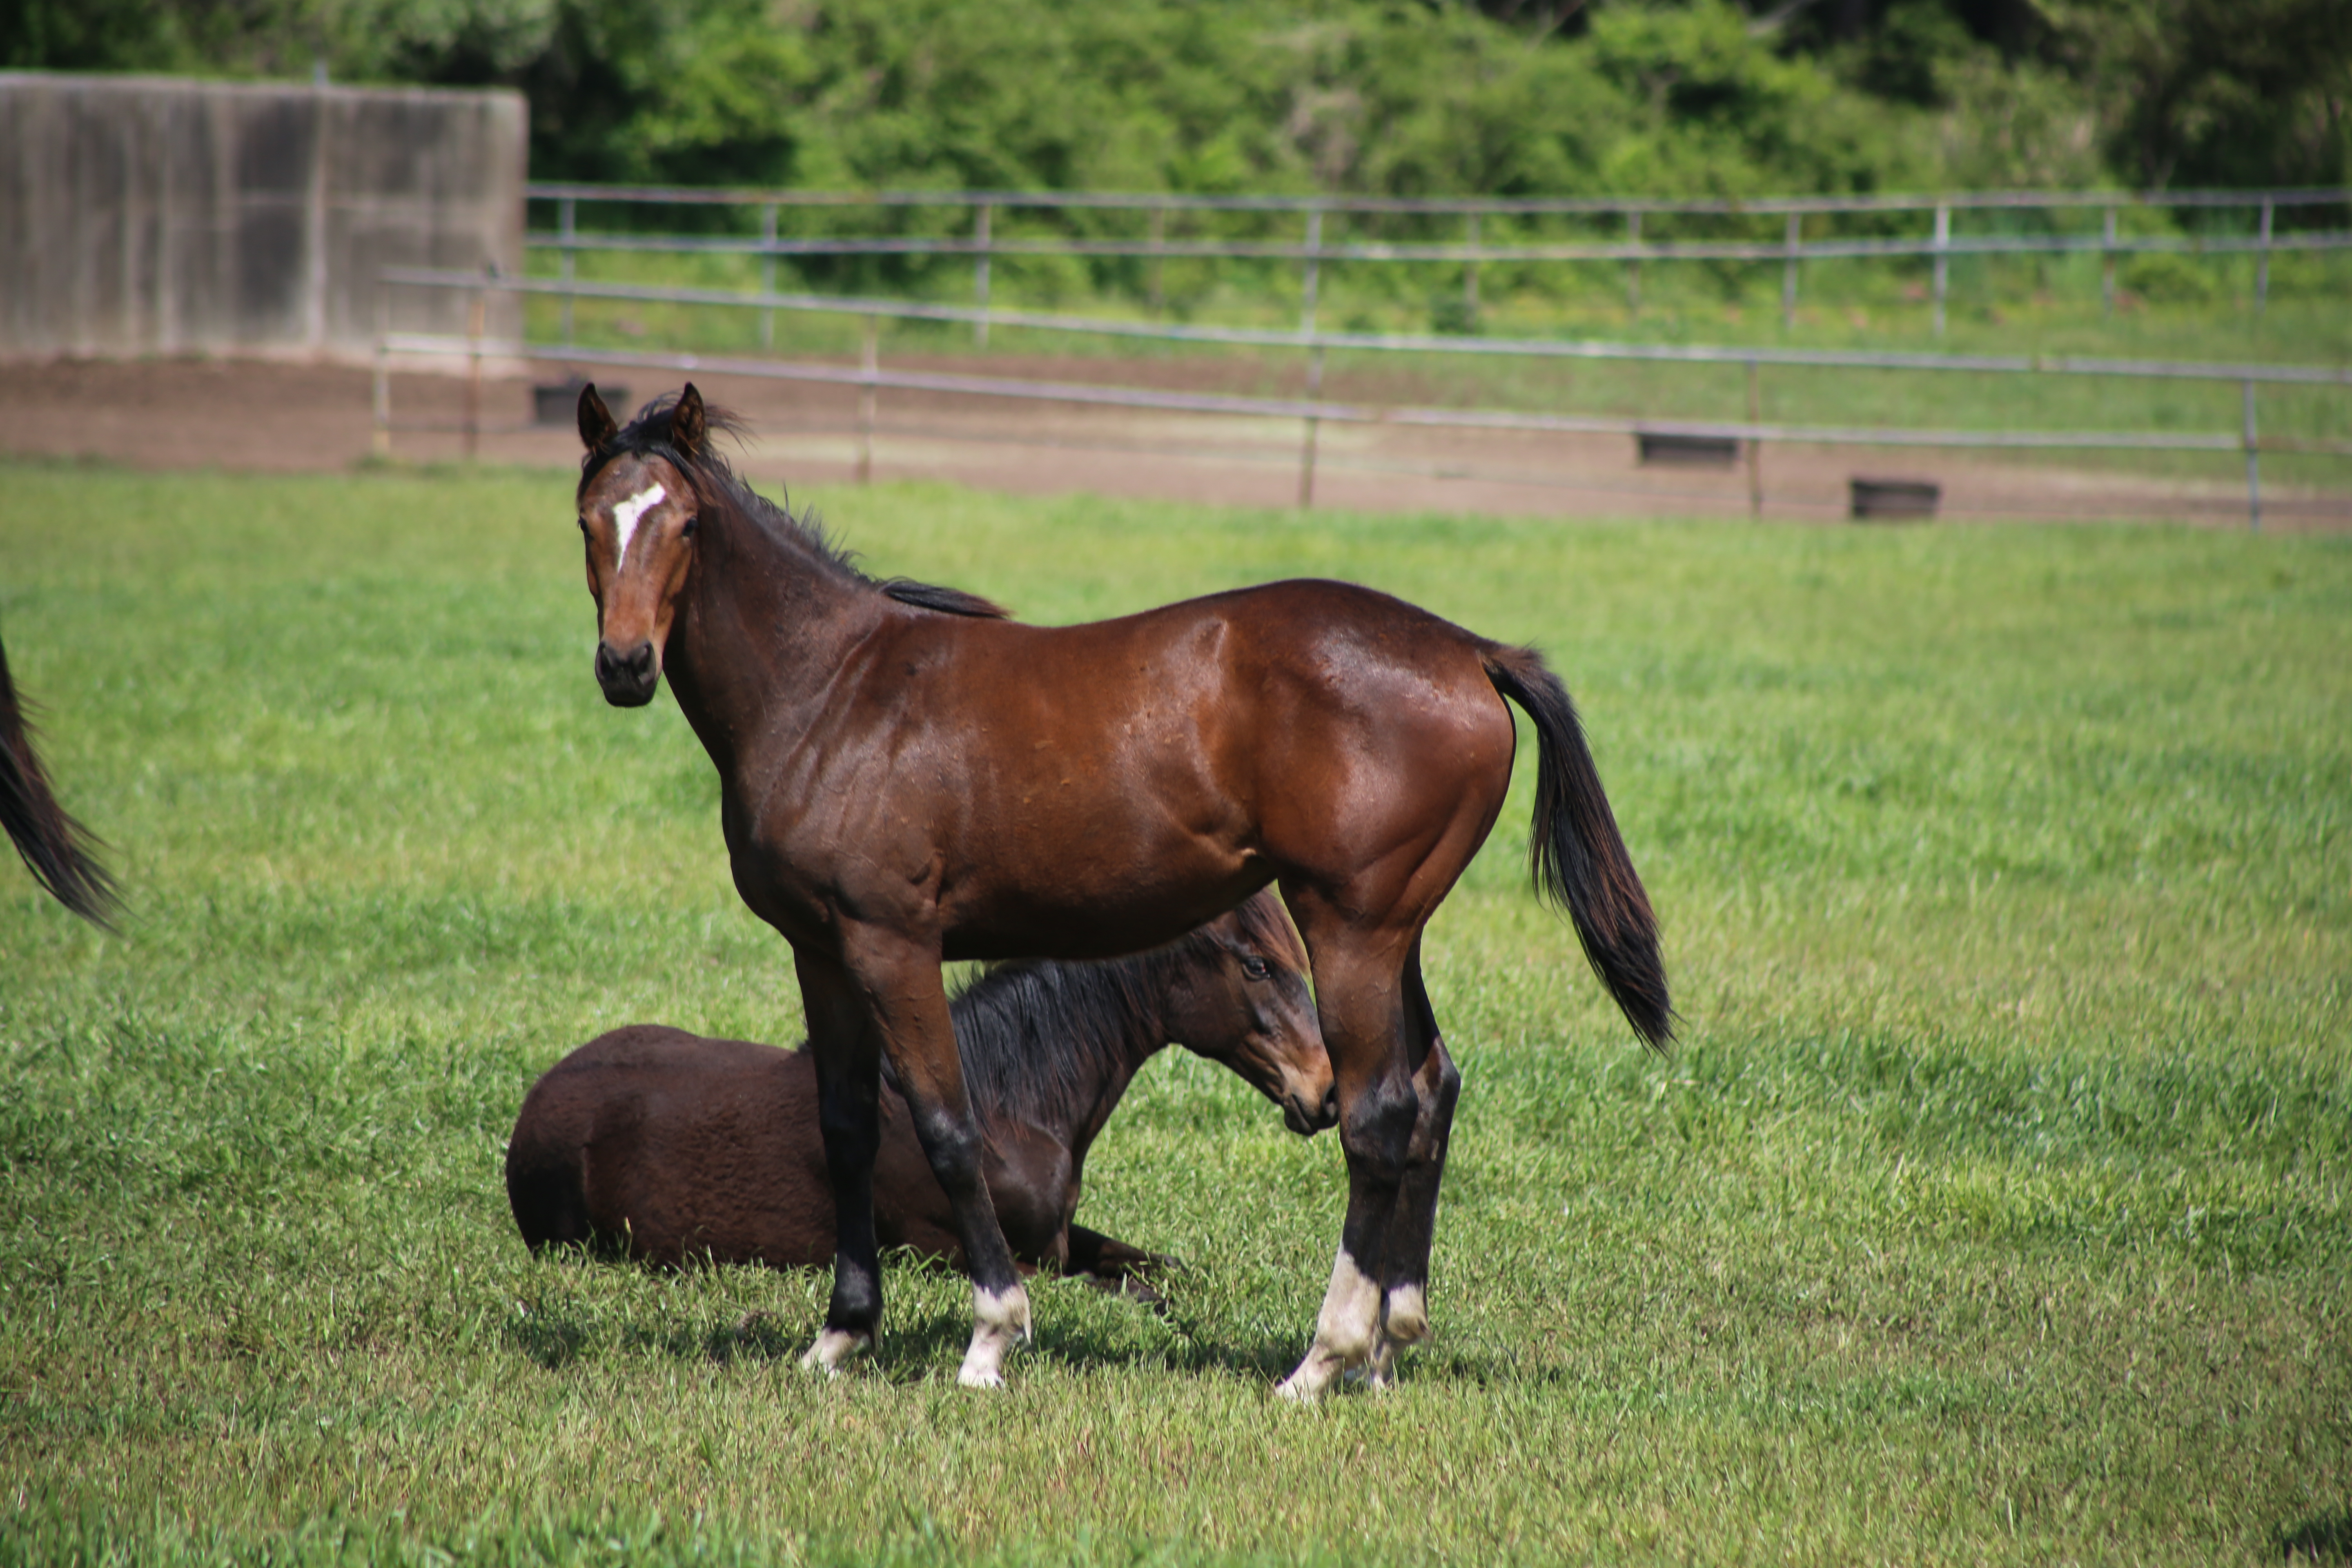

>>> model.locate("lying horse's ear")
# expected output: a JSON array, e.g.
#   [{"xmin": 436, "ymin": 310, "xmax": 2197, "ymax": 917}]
[
  {"xmin": 672, "ymin": 382, "xmax": 706, "ymax": 459},
  {"xmin": 578, "ymin": 382, "xmax": 617, "ymax": 452}
]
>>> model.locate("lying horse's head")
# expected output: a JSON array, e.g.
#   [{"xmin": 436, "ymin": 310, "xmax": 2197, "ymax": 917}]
[
  {"xmin": 1167, "ymin": 890, "xmax": 1335, "ymax": 1136},
  {"xmin": 575, "ymin": 382, "xmax": 710, "ymax": 707}
]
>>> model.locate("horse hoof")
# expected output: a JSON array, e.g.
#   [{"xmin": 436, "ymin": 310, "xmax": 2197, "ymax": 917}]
[
  {"xmin": 800, "ymin": 1327, "xmax": 870, "ymax": 1374},
  {"xmin": 956, "ymin": 1362, "xmax": 1006, "ymax": 1390}
]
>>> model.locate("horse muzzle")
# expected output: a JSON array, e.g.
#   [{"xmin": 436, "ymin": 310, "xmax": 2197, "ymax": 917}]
[
  {"xmin": 595, "ymin": 638, "xmax": 661, "ymax": 707},
  {"xmin": 1283, "ymin": 1084, "xmax": 1340, "ymax": 1137}
]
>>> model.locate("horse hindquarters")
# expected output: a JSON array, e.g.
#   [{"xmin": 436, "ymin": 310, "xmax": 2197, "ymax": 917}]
[
  {"xmin": 506, "ymin": 1029, "xmax": 840, "ymax": 1269},
  {"xmin": 505, "ymin": 1085, "xmax": 598, "ymax": 1254}
]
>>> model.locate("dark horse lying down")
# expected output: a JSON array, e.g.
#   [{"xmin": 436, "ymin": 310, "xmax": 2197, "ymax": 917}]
[
  {"xmin": 572, "ymin": 384, "xmax": 1667, "ymax": 1392},
  {"xmin": 505, "ymin": 891, "xmax": 1330, "ymax": 1290},
  {"xmin": 1, "ymin": 630, "xmax": 116, "ymax": 925}
]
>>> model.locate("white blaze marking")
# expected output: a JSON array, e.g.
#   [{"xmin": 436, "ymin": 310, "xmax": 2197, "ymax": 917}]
[{"xmin": 610, "ymin": 483, "xmax": 666, "ymax": 574}]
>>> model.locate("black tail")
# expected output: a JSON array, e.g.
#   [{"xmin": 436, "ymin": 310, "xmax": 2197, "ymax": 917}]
[
  {"xmin": 1483, "ymin": 644, "xmax": 1671, "ymax": 1048},
  {"xmin": 0, "ymin": 632, "xmax": 118, "ymax": 928}
]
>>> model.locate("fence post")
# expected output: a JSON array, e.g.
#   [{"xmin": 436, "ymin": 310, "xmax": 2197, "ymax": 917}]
[
  {"xmin": 858, "ymin": 314, "xmax": 879, "ymax": 485},
  {"xmin": 2101, "ymin": 207, "xmax": 2117, "ymax": 316},
  {"xmin": 1782, "ymin": 212, "xmax": 1801, "ymax": 330},
  {"xmin": 760, "ymin": 203, "xmax": 778, "ymax": 350},
  {"xmin": 1300, "ymin": 209, "xmax": 1324, "ymax": 335},
  {"xmin": 2255, "ymin": 198, "xmax": 2274, "ymax": 316},
  {"xmin": 973, "ymin": 202, "xmax": 993, "ymax": 348},
  {"xmin": 559, "ymin": 196, "xmax": 577, "ymax": 346},
  {"xmin": 1149, "ymin": 205, "xmax": 1166, "ymax": 314},
  {"xmin": 1297, "ymin": 345, "xmax": 1326, "ymax": 508},
  {"xmin": 2242, "ymin": 379, "xmax": 2261, "ymax": 532},
  {"xmin": 463, "ymin": 290, "xmax": 485, "ymax": 461},
  {"xmin": 1625, "ymin": 210, "xmax": 1642, "ymax": 317},
  {"xmin": 1932, "ymin": 202, "xmax": 1950, "ymax": 336},
  {"xmin": 372, "ymin": 289, "xmax": 391, "ymax": 458},
  {"xmin": 1465, "ymin": 212, "xmax": 1481, "ymax": 326},
  {"xmin": 1746, "ymin": 358, "xmax": 1763, "ymax": 519}
]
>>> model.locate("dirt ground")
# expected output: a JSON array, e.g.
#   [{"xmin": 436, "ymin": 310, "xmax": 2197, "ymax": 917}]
[{"xmin": 4, "ymin": 354, "xmax": 2342, "ymax": 530}]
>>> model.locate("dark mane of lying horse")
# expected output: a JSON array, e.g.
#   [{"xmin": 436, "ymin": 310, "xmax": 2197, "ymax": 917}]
[
  {"xmin": 0, "ymin": 633, "xmax": 117, "ymax": 927},
  {"xmin": 583, "ymin": 391, "xmax": 1008, "ymax": 620},
  {"xmin": 894, "ymin": 895, "xmax": 1305, "ymax": 1130}
]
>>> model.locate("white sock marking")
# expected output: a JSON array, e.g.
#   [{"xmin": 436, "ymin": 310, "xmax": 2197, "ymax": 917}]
[
  {"xmin": 610, "ymin": 482, "xmax": 666, "ymax": 574},
  {"xmin": 1276, "ymin": 1247, "xmax": 1383, "ymax": 1400},
  {"xmin": 957, "ymin": 1283, "xmax": 1032, "ymax": 1388}
]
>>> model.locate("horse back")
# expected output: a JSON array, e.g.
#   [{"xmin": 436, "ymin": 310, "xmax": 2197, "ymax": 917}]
[{"xmin": 767, "ymin": 577, "xmax": 1517, "ymax": 953}]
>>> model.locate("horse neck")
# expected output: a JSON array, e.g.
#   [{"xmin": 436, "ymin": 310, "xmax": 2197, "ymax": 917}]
[
  {"xmin": 956, "ymin": 959, "xmax": 1172, "ymax": 1162},
  {"xmin": 1054, "ymin": 958, "xmax": 1178, "ymax": 1167},
  {"xmin": 659, "ymin": 486, "xmax": 876, "ymax": 780}
]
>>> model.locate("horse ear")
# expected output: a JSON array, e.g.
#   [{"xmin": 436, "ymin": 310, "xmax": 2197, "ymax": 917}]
[
  {"xmin": 673, "ymin": 382, "xmax": 706, "ymax": 458},
  {"xmin": 578, "ymin": 382, "xmax": 617, "ymax": 452}
]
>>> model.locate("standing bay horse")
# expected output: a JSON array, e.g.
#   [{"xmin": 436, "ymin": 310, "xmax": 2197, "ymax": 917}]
[
  {"xmin": 571, "ymin": 384, "xmax": 1669, "ymax": 1394},
  {"xmin": 1, "ymin": 629, "xmax": 116, "ymax": 926},
  {"xmin": 506, "ymin": 891, "xmax": 1330, "ymax": 1288}
]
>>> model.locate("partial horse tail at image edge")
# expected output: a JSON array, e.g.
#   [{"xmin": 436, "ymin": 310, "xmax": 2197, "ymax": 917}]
[
  {"xmin": 0, "ymin": 635, "xmax": 119, "ymax": 929},
  {"xmin": 1482, "ymin": 644, "xmax": 1672, "ymax": 1049}
]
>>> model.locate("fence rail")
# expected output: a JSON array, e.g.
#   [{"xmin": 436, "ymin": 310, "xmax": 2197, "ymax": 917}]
[
  {"xmin": 526, "ymin": 180, "xmax": 2350, "ymax": 218},
  {"xmin": 525, "ymin": 179, "xmax": 2352, "ymax": 336},
  {"xmin": 375, "ymin": 266, "xmax": 2352, "ymax": 528}
]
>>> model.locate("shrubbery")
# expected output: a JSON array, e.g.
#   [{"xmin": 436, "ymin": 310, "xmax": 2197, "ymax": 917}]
[{"xmin": 4, "ymin": 0, "xmax": 2343, "ymax": 199}]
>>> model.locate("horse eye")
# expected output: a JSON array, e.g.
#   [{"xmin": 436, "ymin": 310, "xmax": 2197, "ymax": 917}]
[
  {"xmin": 1242, "ymin": 957, "xmax": 1271, "ymax": 981},
  {"xmin": 680, "ymin": 515, "xmax": 699, "ymax": 538},
  {"xmin": 577, "ymin": 517, "xmax": 589, "ymax": 535}
]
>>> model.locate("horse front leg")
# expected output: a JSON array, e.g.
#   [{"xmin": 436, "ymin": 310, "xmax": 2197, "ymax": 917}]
[
  {"xmin": 795, "ymin": 950, "xmax": 885, "ymax": 1373},
  {"xmin": 846, "ymin": 929, "xmax": 1031, "ymax": 1388}
]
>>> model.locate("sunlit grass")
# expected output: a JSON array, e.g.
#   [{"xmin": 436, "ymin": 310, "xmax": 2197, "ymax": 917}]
[{"xmin": 1, "ymin": 460, "xmax": 2346, "ymax": 1564}]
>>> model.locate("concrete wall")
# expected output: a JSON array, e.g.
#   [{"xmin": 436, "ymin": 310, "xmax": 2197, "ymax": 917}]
[{"xmin": 0, "ymin": 74, "xmax": 525, "ymax": 358}]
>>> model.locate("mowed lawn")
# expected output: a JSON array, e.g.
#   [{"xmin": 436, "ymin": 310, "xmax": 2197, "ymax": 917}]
[{"xmin": 1, "ymin": 456, "xmax": 2346, "ymax": 1565}]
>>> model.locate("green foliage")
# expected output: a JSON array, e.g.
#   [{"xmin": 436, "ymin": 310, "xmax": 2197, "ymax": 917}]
[
  {"xmin": 10, "ymin": 0, "xmax": 2342, "ymax": 195},
  {"xmin": 1, "ymin": 459, "xmax": 2348, "ymax": 1562},
  {"xmin": 2043, "ymin": 0, "xmax": 2352, "ymax": 189},
  {"xmin": 2118, "ymin": 249, "xmax": 2216, "ymax": 303}
]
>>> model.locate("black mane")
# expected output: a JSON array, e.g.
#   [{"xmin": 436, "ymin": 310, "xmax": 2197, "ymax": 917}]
[
  {"xmin": 915, "ymin": 893, "xmax": 1307, "ymax": 1129},
  {"xmin": 581, "ymin": 390, "xmax": 1010, "ymax": 620}
]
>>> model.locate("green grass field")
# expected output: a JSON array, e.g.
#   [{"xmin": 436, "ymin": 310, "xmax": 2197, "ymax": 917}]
[{"xmin": 2, "ymin": 457, "xmax": 2347, "ymax": 1564}]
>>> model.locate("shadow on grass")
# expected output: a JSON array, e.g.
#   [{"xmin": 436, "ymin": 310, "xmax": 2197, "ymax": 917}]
[
  {"xmin": 505, "ymin": 1312, "xmax": 588, "ymax": 1371},
  {"xmin": 2281, "ymin": 1511, "xmax": 2352, "ymax": 1562},
  {"xmin": 499, "ymin": 1254, "xmax": 1535, "ymax": 1391}
]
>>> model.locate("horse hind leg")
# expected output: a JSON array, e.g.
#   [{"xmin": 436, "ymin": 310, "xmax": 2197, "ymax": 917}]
[
  {"xmin": 1274, "ymin": 922, "xmax": 1462, "ymax": 1400},
  {"xmin": 1365, "ymin": 945, "xmax": 1460, "ymax": 1389},
  {"xmin": 1271, "ymin": 920, "xmax": 1438, "ymax": 1400}
]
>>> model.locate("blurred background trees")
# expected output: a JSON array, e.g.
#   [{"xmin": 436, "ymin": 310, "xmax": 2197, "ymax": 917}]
[{"xmin": 4, "ymin": 0, "xmax": 2344, "ymax": 196}]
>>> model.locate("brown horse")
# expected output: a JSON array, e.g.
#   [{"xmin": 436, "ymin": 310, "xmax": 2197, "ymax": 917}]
[
  {"xmin": 571, "ymin": 383, "xmax": 1667, "ymax": 1394},
  {"xmin": 1, "ymin": 628, "xmax": 115, "ymax": 926},
  {"xmin": 506, "ymin": 891, "xmax": 1329, "ymax": 1290}
]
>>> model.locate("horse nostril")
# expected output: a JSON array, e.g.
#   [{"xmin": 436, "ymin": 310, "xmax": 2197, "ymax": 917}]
[
  {"xmin": 1320, "ymin": 1085, "xmax": 1339, "ymax": 1125},
  {"xmin": 595, "ymin": 640, "xmax": 659, "ymax": 704}
]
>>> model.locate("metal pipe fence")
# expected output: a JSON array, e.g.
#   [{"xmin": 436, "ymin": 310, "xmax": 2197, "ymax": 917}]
[
  {"xmin": 376, "ymin": 267, "xmax": 2352, "ymax": 529},
  {"xmin": 524, "ymin": 181, "xmax": 2352, "ymax": 336}
]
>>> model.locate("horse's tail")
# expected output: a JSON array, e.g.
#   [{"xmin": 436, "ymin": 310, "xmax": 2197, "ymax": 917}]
[
  {"xmin": 0, "ymin": 631, "xmax": 118, "ymax": 928},
  {"xmin": 1482, "ymin": 643, "xmax": 1670, "ymax": 1048}
]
